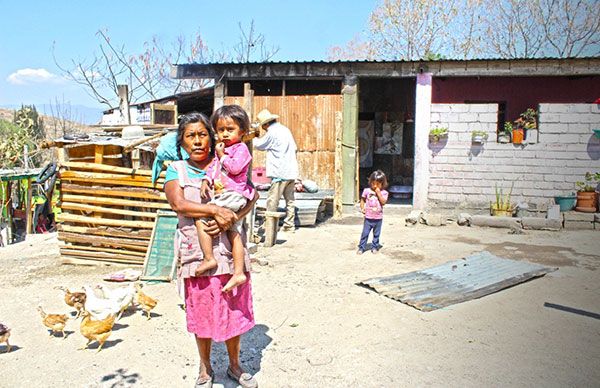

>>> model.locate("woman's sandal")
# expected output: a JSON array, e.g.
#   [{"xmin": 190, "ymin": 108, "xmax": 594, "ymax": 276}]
[
  {"xmin": 194, "ymin": 371, "xmax": 214, "ymax": 388},
  {"xmin": 227, "ymin": 367, "xmax": 258, "ymax": 388}
]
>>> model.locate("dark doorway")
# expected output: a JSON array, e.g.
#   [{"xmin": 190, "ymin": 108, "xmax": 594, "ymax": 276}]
[{"xmin": 358, "ymin": 78, "xmax": 416, "ymax": 204}]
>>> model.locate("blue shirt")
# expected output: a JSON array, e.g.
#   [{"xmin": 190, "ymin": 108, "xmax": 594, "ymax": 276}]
[{"xmin": 164, "ymin": 162, "xmax": 206, "ymax": 183}]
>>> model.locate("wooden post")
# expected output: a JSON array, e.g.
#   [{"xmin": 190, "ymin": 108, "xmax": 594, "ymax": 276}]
[
  {"xmin": 118, "ymin": 84, "xmax": 131, "ymax": 125},
  {"xmin": 24, "ymin": 145, "xmax": 29, "ymax": 169},
  {"xmin": 413, "ymin": 73, "xmax": 432, "ymax": 210},
  {"xmin": 25, "ymin": 178, "xmax": 33, "ymax": 236},
  {"xmin": 94, "ymin": 145, "xmax": 104, "ymax": 164},
  {"xmin": 334, "ymin": 111, "xmax": 343, "ymax": 218},
  {"xmin": 214, "ymin": 81, "xmax": 225, "ymax": 112},
  {"xmin": 341, "ymin": 75, "xmax": 359, "ymax": 214},
  {"xmin": 242, "ymin": 82, "xmax": 256, "ymax": 244}
]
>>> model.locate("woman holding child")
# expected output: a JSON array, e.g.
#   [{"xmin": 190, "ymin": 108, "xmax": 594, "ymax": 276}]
[{"xmin": 163, "ymin": 107, "xmax": 259, "ymax": 388}]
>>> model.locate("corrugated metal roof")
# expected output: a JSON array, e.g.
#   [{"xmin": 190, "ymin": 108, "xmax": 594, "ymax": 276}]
[
  {"xmin": 360, "ymin": 251, "xmax": 557, "ymax": 311},
  {"xmin": 176, "ymin": 56, "xmax": 600, "ymax": 66}
]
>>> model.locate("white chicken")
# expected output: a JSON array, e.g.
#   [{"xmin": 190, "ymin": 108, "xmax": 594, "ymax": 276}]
[
  {"xmin": 82, "ymin": 285, "xmax": 122, "ymax": 320},
  {"xmin": 95, "ymin": 284, "xmax": 136, "ymax": 320}
]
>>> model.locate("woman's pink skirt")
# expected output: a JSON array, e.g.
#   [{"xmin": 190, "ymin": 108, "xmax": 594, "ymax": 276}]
[{"xmin": 184, "ymin": 274, "xmax": 255, "ymax": 342}]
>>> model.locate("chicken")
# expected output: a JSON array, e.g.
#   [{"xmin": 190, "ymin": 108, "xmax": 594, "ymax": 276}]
[
  {"xmin": 82, "ymin": 285, "xmax": 122, "ymax": 320},
  {"xmin": 37, "ymin": 306, "xmax": 69, "ymax": 338},
  {"xmin": 0, "ymin": 323, "xmax": 11, "ymax": 353},
  {"xmin": 95, "ymin": 284, "xmax": 135, "ymax": 320},
  {"xmin": 134, "ymin": 283, "xmax": 158, "ymax": 320},
  {"xmin": 78, "ymin": 311, "xmax": 116, "ymax": 352},
  {"xmin": 54, "ymin": 286, "xmax": 86, "ymax": 318}
]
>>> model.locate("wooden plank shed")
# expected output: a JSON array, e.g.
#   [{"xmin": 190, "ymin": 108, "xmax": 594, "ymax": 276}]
[
  {"xmin": 172, "ymin": 58, "xmax": 600, "ymax": 214},
  {"xmin": 49, "ymin": 130, "xmax": 172, "ymax": 265}
]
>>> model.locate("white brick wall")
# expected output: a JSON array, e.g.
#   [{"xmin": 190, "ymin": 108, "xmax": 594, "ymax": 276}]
[{"xmin": 427, "ymin": 103, "xmax": 600, "ymax": 208}]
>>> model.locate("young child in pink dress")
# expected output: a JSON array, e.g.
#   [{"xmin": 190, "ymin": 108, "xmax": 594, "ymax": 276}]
[
  {"xmin": 194, "ymin": 105, "xmax": 256, "ymax": 293},
  {"xmin": 357, "ymin": 170, "xmax": 388, "ymax": 254}
]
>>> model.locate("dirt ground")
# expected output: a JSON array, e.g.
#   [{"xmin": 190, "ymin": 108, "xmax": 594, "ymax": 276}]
[{"xmin": 1, "ymin": 214, "xmax": 599, "ymax": 388}]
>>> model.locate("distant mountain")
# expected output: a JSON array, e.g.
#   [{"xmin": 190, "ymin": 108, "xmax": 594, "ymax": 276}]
[{"xmin": 0, "ymin": 104, "xmax": 103, "ymax": 125}]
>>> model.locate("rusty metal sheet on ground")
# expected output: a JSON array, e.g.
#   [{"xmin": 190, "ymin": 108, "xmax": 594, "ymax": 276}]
[{"xmin": 360, "ymin": 251, "xmax": 557, "ymax": 311}]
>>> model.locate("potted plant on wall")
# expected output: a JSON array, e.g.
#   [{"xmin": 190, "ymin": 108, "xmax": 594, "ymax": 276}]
[
  {"xmin": 471, "ymin": 130, "xmax": 488, "ymax": 144},
  {"xmin": 429, "ymin": 127, "xmax": 448, "ymax": 143},
  {"xmin": 575, "ymin": 172, "xmax": 600, "ymax": 212},
  {"xmin": 513, "ymin": 108, "xmax": 537, "ymax": 144},
  {"xmin": 491, "ymin": 183, "xmax": 514, "ymax": 217},
  {"xmin": 498, "ymin": 122, "xmax": 512, "ymax": 143}
]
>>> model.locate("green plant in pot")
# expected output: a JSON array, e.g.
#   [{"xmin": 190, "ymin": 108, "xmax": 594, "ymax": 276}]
[
  {"xmin": 491, "ymin": 183, "xmax": 514, "ymax": 217},
  {"xmin": 429, "ymin": 127, "xmax": 448, "ymax": 143},
  {"xmin": 575, "ymin": 172, "xmax": 600, "ymax": 212},
  {"xmin": 498, "ymin": 122, "xmax": 512, "ymax": 143},
  {"xmin": 471, "ymin": 130, "xmax": 488, "ymax": 144}
]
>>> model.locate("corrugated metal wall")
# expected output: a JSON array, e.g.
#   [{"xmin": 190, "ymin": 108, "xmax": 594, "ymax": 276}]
[{"xmin": 224, "ymin": 95, "xmax": 342, "ymax": 189}]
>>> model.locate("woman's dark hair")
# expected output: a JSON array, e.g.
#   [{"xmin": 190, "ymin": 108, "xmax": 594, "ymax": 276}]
[
  {"xmin": 368, "ymin": 170, "xmax": 388, "ymax": 189},
  {"xmin": 210, "ymin": 105, "xmax": 250, "ymax": 134},
  {"xmin": 176, "ymin": 112, "xmax": 214, "ymax": 160}
]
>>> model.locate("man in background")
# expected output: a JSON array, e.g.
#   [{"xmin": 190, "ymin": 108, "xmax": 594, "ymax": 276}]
[{"xmin": 253, "ymin": 109, "xmax": 299, "ymax": 232}]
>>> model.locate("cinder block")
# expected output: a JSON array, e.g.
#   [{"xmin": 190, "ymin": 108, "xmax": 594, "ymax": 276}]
[
  {"xmin": 521, "ymin": 217, "xmax": 561, "ymax": 231},
  {"xmin": 450, "ymin": 104, "xmax": 469, "ymax": 113},
  {"xmin": 568, "ymin": 104, "xmax": 591, "ymax": 113},
  {"xmin": 564, "ymin": 220, "xmax": 594, "ymax": 230},
  {"xmin": 595, "ymin": 213, "xmax": 600, "ymax": 223},
  {"xmin": 470, "ymin": 104, "xmax": 496, "ymax": 113},
  {"xmin": 559, "ymin": 113, "xmax": 583, "ymax": 123},
  {"xmin": 579, "ymin": 114, "xmax": 600, "ymax": 124},
  {"xmin": 547, "ymin": 104, "xmax": 569, "ymax": 113},
  {"xmin": 478, "ymin": 113, "xmax": 497, "ymax": 122},
  {"xmin": 539, "ymin": 113, "xmax": 560, "ymax": 123},
  {"xmin": 547, "ymin": 205, "xmax": 561, "ymax": 220},
  {"xmin": 471, "ymin": 215, "xmax": 521, "ymax": 229},
  {"xmin": 563, "ymin": 212, "xmax": 595, "ymax": 222},
  {"xmin": 431, "ymin": 104, "xmax": 452, "ymax": 113},
  {"xmin": 459, "ymin": 113, "xmax": 478, "ymax": 122},
  {"xmin": 430, "ymin": 113, "xmax": 441, "ymax": 122}
]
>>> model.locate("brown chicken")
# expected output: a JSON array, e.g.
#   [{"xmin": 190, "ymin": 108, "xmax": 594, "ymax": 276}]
[
  {"xmin": 55, "ymin": 286, "xmax": 86, "ymax": 318},
  {"xmin": 37, "ymin": 306, "xmax": 69, "ymax": 338},
  {"xmin": 0, "ymin": 323, "xmax": 11, "ymax": 353},
  {"xmin": 78, "ymin": 311, "xmax": 116, "ymax": 352},
  {"xmin": 134, "ymin": 283, "xmax": 158, "ymax": 320}
]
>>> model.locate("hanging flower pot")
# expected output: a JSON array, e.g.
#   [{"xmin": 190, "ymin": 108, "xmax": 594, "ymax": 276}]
[{"xmin": 471, "ymin": 130, "xmax": 488, "ymax": 144}]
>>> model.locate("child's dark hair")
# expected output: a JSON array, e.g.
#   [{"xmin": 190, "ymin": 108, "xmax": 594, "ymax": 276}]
[
  {"xmin": 210, "ymin": 104, "xmax": 250, "ymax": 133},
  {"xmin": 368, "ymin": 170, "xmax": 388, "ymax": 188},
  {"xmin": 176, "ymin": 112, "xmax": 214, "ymax": 160}
]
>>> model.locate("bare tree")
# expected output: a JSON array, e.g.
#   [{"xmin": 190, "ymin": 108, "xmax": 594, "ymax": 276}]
[
  {"xmin": 366, "ymin": 0, "xmax": 460, "ymax": 60},
  {"xmin": 54, "ymin": 30, "xmax": 216, "ymax": 109},
  {"xmin": 327, "ymin": 34, "xmax": 375, "ymax": 61},
  {"xmin": 233, "ymin": 20, "xmax": 280, "ymax": 63},
  {"xmin": 46, "ymin": 96, "xmax": 84, "ymax": 137},
  {"xmin": 333, "ymin": 0, "xmax": 599, "ymax": 60},
  {"xmin": 534, "ymin": 0, "xmax": 600, "ymax": 57}
]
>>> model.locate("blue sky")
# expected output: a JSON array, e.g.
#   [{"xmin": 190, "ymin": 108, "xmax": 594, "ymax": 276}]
[{"xmin": 0, "ymin": 0, "xmax": 377, "ymax": 117}]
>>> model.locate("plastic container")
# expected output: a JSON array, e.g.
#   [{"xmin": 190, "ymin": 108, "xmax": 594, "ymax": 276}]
[
  {"xmin": 388, "ymin": 185, "xmax": 413, "ymax": 199},
  {"xmin": 252, "ymin": 167, "xmax": 271, "ymax": 184},
  {"xmin": 554, "ymin": 195, "xmax": 576, "ymax": 212}
]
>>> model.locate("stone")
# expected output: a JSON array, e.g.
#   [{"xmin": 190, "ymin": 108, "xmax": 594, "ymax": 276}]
[
  {"xmin": 546, "ymin": 205, "xmax": 561, "ymax": 220},
  {"xmin": 563, "ymin": 211, "xmax": 595, "ymax": 222},
  {"xmin": 405, "ymin": 210, "xmax": 422, "ymax": 225},
  {"xmin": 594, "ymin": 213, "xmax": 600, "ymax": 223},
  {"xmin": 422, "ymin": 213, "xmax": 445, "ymax": 226},
  {"xmin": 457, "ymin": 213, "xmax": 472, "ymax": 226},
  {"xmin": 471, "ymin": 215, "xmax": 522, "ymax": 229},
  {"xmin": 563, "ymin": 220, "xmax": 594, "ymax": 230},
  {"xmin": 521, "ymin": 217, "xmax": 562, "ymax": 231}
]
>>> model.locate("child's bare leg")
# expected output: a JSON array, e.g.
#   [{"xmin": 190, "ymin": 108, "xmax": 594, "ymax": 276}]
[
  {"xmin": 194, "ymin": 219, "xmax": 218, "ymax": 275},
  {"xmin": 221, "ymin": 230, "xmax": 247, "ymax": 292}
]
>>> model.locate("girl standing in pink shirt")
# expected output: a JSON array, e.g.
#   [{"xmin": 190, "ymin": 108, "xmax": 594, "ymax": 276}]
[
  {"xmin": 195, "ymin": 105, "xmax": 256, "ymax": 293},
  {"xmin": 358, "ymin": 170, "xmax": 388, "ymax": 254}
]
